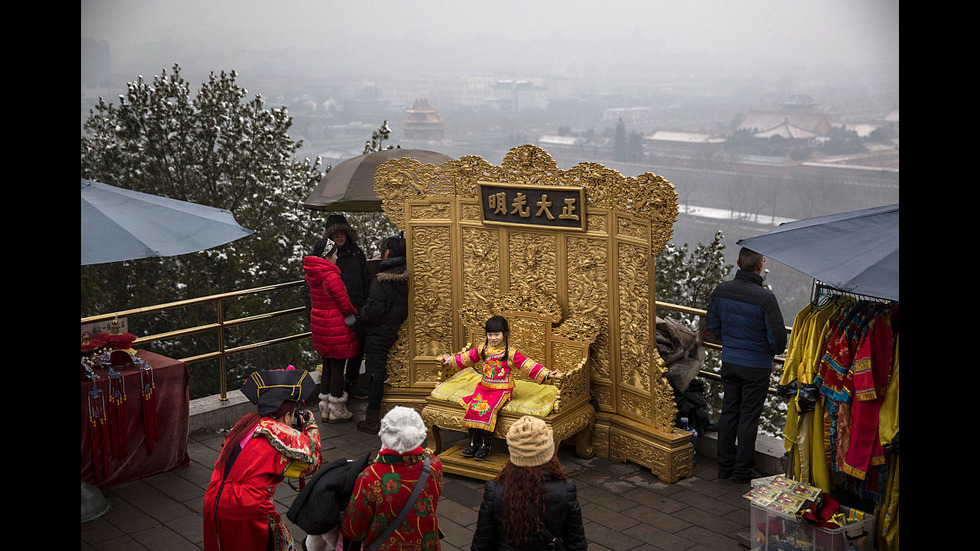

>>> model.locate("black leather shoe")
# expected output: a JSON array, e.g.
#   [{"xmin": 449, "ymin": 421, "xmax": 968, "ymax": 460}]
[
  {"xmin": 733, "ymin": 470, "xmax": 765, "ymax": 484},
  {"xmin": 461, "ymin": 440, "xmax": 479, "ymax": 457},
  {"xmin": 474, "ymin": 443, "xmax": 492, "ymax": 461},
  {"xmin": 462, "ymin": 431, "xmax": 480, "ymax": 457}
]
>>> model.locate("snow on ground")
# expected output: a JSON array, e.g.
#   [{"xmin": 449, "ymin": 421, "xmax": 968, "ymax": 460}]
[{"xmin": 679, "ymin": 204, "xmax": 795, "ymax": 227}]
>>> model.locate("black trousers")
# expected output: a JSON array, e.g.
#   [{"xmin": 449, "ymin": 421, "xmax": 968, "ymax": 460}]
[
  {"xmin": 363, "ymin": 352, "xmax": 388, "ymax": 410},
  {"xmin": 717, "ymin": 362, "xmax": 772, "ymax": 478},
  {"xmin": 322, "ymin": 357, "xmax": 347, "ymax": 398},
  {"xmin": 345, "ymin": 325, "xmax": 366, "ymax": 384}
]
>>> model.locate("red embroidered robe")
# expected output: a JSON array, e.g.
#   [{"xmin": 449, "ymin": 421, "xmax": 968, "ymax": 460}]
[
  {"xmin": 203, "ymin": 417, "xmax": 322, "ymax": 551},
  {"xmin": 449, "ymin": 344, "xmax": 552, "ymax": 432},
  {"xmin": 342, "ymin": 448, "xmax": 443, "ymax": 551}
]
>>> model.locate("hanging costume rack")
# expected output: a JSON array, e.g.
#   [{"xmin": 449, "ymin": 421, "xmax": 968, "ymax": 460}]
[
  {"xmin": 781, "ymin": 278, "xmax": 899, "ymax": 550},
  {"xmin": 811, "ymin": 280, "xmax": 895, "ymax": 305}
]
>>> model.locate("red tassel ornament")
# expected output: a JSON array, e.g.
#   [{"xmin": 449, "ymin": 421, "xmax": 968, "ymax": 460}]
[
  {"xmin": 107, "ymin": 370, "xmax": 128, "ymax": 459},
  {"xmin": 139, "ymin": 359, "xmax": 159, "ymax": 453},
  {"xmin": 87, "ymin": 384, "xmax": 109, "ymax": 482}
]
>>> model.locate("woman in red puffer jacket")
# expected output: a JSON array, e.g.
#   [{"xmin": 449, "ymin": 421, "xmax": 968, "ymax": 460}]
[{"xmin": 304, "ymin": 239, "xmax": 359, "ymax": 423}]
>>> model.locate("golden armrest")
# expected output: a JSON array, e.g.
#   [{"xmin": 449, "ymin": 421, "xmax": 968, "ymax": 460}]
[{"xmin": 552, "ymin": 357, "xmax": 589, "ymax": 414}]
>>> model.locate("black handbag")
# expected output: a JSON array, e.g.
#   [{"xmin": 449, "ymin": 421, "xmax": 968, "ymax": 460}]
[
  {"xmin": 287, "ymin": 451, "xmax": 371, "ymax": 535},
  {"xmin": 538, "ymin": 524, "xmax": 566, "ymax": 551}
]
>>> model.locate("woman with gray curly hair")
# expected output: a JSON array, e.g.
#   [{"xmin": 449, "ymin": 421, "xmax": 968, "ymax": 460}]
[{"xmin": 342, "ymin": 407, "xmax": 444, "ymax": 550}]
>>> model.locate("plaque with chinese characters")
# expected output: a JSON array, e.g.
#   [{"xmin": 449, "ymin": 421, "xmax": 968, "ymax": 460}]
[{"xmin": 477, "ymin": 181, "xmax": 586, "ymax": 231}]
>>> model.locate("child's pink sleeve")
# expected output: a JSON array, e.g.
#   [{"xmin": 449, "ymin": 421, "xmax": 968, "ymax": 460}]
[
  {"xmin": 513, "ymin": 349, "xmax": 549, "ymax": 383},
  {"xmin": 451, "ymin": 347, "xmax": 481, "ymax": 370}
]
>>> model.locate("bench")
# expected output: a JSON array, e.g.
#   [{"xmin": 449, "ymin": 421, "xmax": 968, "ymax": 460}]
[{"xmin": 420, "ymin": 293, "xmax": 599, "ymax": 480}]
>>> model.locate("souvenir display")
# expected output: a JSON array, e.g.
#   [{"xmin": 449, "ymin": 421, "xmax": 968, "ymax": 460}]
[
  {"xmin": 140, "ymin": 358, "xmax": 159, "ymax": 452},
  {"xmin": 107, "ymin": 367, "xmax": 128, "ymax": 460},
  {"xmin": 85, "ymin": 366, "xmax": 110, "ymax": 482},
  {"xmin": 81, "ymin": 317, "xmax": 159, "ymax": 476},
  {"xmin": 97, "ymin": 317, "xmax": 137, "ymax": 353},
  {"xmin": 81, "ymin": 333, "xmax": 106, "ymax": 380},
  {"xmin": 745, "ymin": 475, "xmax": 875, "ymax": 551}
]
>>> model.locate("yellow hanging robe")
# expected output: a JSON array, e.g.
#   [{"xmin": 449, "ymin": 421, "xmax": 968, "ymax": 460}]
[
  {"xmin": 784, "ymin": 299, "xmax": 846, "ymax": 486},
  {"xmin": 877, "ymin": 333, "xmax": 899, "ymax": 550}
]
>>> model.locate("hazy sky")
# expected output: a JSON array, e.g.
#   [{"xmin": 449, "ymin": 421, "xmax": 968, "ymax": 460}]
[{"xmin": 82, "ymin": 0, "xmax": 898, "ymax": 80}]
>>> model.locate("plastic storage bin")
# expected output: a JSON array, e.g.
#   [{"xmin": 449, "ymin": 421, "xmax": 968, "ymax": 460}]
[{"xmin": 749, "ymin": 503, "xmax": 875, "ymax": 551}]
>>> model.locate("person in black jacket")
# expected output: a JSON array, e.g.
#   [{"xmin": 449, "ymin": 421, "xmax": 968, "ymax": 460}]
[
  {"xmin": 705, "ymin": 247, "xmax": 788, "ymax": 484},
  {"xmin": 471, "ymin": 416, "xmax": 587, "ymax": 551},
  {"xmin": 356, "ymin": 236, "xmax": 410, "ymax": 434},
  {"xmin": 305, "ymin": 214, "xmax": 372, "ymax": 400}
]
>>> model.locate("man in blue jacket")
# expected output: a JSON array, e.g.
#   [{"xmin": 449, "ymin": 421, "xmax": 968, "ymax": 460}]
[{"xmin": 705, "ymin": 247, "xmax": 787, "ymax": 484}]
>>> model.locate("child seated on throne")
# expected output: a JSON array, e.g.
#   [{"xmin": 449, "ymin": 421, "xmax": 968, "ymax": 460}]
[{"xmin": 439, "ymin": 315, "xmax": 561, "ymax": 460}]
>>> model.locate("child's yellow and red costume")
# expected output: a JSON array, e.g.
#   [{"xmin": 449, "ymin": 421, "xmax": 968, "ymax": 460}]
[{"xmin": 447, "ymin": 344, "xmax": 553, "ymax": 433}]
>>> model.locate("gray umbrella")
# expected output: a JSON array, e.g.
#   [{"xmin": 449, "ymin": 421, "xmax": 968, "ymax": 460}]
[
  {"xmin": 303, "ymin": 148, "xmax": 453, "ymax": 212},
  {"xmin": 736, "ymin": 204, "xmax": 898, "ymax": 301},
  {"xmin": 81, "ymin": 178, "xmax": 255, "ymax": 266}
]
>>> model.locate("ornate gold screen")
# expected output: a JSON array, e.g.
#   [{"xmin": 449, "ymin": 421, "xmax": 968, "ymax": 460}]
[{"xmin": 375, "ymin": 145, "xmax": 693, "ymax": 480}]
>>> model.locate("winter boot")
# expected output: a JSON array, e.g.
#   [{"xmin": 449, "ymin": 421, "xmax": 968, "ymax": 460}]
[
  {"xmin": 318, "ymin": 393, "xmax": 332, "ymax": 422},
  {"xmin": 357, "ymin": 408, "xmax": 381, "ymax": 434},
  {"xmin": 474, "ymin": 430, "xmax": 494, "ymax": 461},
  {"xmin": 327, "ymin": 392, "xmax": 353, "ymax": 423},
  {"xmin": 462, "ymin": 429, "xmax": 481, "ymax": 458}
]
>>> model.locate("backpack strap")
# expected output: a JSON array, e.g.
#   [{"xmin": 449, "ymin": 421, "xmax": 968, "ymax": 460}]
[
  {"xmin": 536, "ymin": 479, "xmax": 568, "ymax": 550},
  {"xmin": 367, "ymin": 455, "xmax": 431, "ymax": 551}
]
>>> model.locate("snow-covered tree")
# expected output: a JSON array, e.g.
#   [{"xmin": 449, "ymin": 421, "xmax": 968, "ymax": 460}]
[
  {"xmin": 363, "ymin": 119, "xmax": 394, "ymax": 154},
  {"xmin": 655, "ymin": 230, "xmax": 732, "ymax": 321},
  {"xmin": 81, "ymin": 65, "xmax": 324, "ymax": 397},
  {"xmin": 81, "ymin": 65, "xmax": 323, "ymax": 308}
]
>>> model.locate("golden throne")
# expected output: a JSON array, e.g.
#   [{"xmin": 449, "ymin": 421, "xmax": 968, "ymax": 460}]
[
  {"xmin": 373, "ymin": 145, "xmax": 694, "ymax": 484},
  {"xmin": 421, "ymin": 293, "xmax": 599, "ymax": 480}
]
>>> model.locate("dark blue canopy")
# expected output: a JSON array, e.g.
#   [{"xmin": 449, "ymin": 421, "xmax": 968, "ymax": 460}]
[{"xmin": 737, "ymin": 204, "xmax": 898, "ymax": 301}]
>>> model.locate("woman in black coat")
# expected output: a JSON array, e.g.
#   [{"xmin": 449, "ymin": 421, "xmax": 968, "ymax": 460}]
[
  {"xmin": 355, "ymin": 236, "xmax": 409, "ymax": 434},
  {"xmin": 471, "ymin": 416, "xmax": 588, "ymax": 551}
]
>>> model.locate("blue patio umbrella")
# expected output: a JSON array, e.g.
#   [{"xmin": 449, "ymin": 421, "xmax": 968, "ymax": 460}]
[
  {"xmin": 736, "ymin": 204, "xmax": 899, "ymax": 301},
  {"xmin": 81, "ymin": 179, "xmax": 255, "ymax": 266}
]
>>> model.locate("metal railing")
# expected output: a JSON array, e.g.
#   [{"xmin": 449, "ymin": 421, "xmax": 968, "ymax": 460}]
[
  {"xmin": 81, "ymin": 285, "xmax": 788, "ymax": 401},
  {"xmin": 80, "ymin": 280, "xmax": 310, "ymax": 400},
  {"xmin": 655, "ymin": 300, "xmax": 788, "ymax": 393}
]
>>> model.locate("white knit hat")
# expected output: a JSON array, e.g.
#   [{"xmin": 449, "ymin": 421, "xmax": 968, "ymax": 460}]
[
  {"xmin": 378, "ymin": 407, "xmax": 428, "ymax": 453},
  {"xmin": 506, "ymin": 416, "xmax": 555, "ymax": 467}
]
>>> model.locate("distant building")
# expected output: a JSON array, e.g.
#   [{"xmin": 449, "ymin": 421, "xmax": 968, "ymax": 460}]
[
  {"xmin": 538, "ymin": 135, "xmax": 581, "ymax": 148},
  {"xmin": 884, "ymin": 107, "xmax": 899, "ymax": 126},
  {"xmin": 752, "ymin": 120, "xmax": 819, "ymax": 139},
  {"xmin": 602, "ymin": 107, "xmax": 655, "ymax": 127},
  {"xmin": 491, "ymin": 79, "xmax": 549, "ymax": 111},
  {"xmin": 643, "ymin": 130, "xmax": 726, "ymax": 157},
  {"xmin": 402, "ymin": 98, "xmax": 446, "ymax": 141},
  {"xmin": 738, "ymin": 109, "xmax": 833, "ymax": 138}
]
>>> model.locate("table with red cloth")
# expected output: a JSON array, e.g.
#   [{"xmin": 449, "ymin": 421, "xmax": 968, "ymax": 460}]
[{"xmin": 81, "ymin": 349, "xmax": 191, "ymax": 488}]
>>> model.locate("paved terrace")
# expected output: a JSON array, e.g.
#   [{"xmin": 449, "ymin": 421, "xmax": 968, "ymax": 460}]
[{"xmin": 82, "ymin": 394, "xmax": 776, "ymax": 551}]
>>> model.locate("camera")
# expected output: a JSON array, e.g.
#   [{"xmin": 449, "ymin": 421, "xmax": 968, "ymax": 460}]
[{"xmin": 292, "ymin": 404, "xmax": 311, "ymax": 428}]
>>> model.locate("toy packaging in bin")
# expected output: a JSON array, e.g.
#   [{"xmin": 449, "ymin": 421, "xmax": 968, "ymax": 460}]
[{"xmin": 744, "ymin": 475, "xmax": 875, "ymax": 551}]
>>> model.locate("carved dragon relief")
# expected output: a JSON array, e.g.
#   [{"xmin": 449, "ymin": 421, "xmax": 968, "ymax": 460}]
[{"xmin": 376, "ymin": 144, "xmax": 684, "ymax": 460}]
